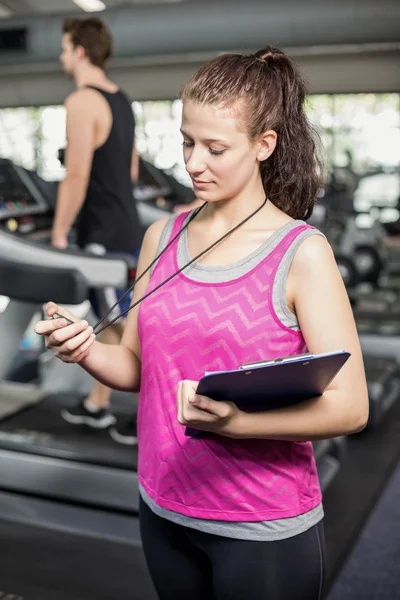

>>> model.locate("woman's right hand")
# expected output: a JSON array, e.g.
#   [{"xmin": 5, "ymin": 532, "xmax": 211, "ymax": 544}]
[{"xmin": 34, "ymin": 302, "xmax": 96, "ymax": 363}]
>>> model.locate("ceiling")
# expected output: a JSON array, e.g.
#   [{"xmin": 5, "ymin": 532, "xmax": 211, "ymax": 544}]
[{"xmin": 0, "ymin": 0, "xmax": 186, "ymax": 19}]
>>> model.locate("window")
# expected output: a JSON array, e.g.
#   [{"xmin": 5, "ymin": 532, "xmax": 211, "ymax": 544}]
[{"xmin": 1, "ymin": 93, "xmax": 399, "ymax": 210}]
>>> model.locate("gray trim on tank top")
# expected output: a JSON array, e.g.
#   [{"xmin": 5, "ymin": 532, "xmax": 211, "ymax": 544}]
[
  {"xmin": 140, "ymin": 485, "xmax": 324, "ymax": 541},
  {"xmin": 153, "ymin": 212, "xmax": 325, "ymax": 331},
  {"xmin": 147, "ymin": 211, "xmax": 326, "ymax": 540}
]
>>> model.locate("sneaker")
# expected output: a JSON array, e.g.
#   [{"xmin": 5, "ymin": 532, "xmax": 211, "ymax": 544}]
[
  {"xmin": 61, "ymin": 400, "xmax": 116, "ymax": 429},
  {"xmin": 109, "ymin": 415, "xmax": 138, "ymax": 446}
]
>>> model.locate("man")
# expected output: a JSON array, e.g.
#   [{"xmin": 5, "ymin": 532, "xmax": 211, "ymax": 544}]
[{"xmin": 53, "ymin": 17, "xmax": 143, "ymax": 445}]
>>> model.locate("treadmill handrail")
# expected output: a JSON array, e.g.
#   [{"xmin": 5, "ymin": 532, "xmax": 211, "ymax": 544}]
[
  {"xmin": 0, "ymin": 258, "xmax": 89, "ymax": 304},
  {"xmin": 0, "ymin": 229, "xmax": 134, "ymax": 288}
]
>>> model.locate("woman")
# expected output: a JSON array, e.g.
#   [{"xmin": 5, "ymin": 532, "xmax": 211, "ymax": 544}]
[{"xmin": 35, "ymin": 46, "xmax": 368, "ymax": 599}]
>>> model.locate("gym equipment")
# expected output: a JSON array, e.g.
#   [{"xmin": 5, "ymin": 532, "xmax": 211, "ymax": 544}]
[
  {"xmin": 309, "ymin": 195, "xmax": 400, "ymax": 431},
  {"xmin": 0, "ymin": 230, "xmax": 141, "ymax": 512},
  {"xmin": 0, "ymin": 488, "xmax": 156, "ymax": 600},
  {"xmin": 134, "ymin": 157, "xmax": 195, "ymax": 212},
  {"xmin": 335, "ymin": 254, "xmax": 360, "ymax": 289},
  {"xmin": 308, "ymin": 204, "xmax": 361, "ymax": 288},
  {"xmin": 358, "ymin": 319, "xmax": 400, "ymax": 355},
  {"xmin": 363, "ymin": 357, "xmax": 400, "ymax": 428},
  {"xmin": 310, "ymin": 170, "xmax": 391, "ymax": 290},
  {"xmin": 0, "ymin": 156, "xmax": 170, "ymax": 384},
  {"xmin": 308, "ymin": 205, "xmax": 381, "ymax": 289},
  {"xmin": 352, "ymin": 245, "xmax": 384, "ymax": 286},
  {"xmin": 314, "ymin": 210, "xmax": 387, "ymax": 289},
  {"xmin": 356, "ymin": 320, "xmax": 400, "ymax": 427},
  {"xmin": 0, "ymin": 158, "xmax": 150, "ymax": 512},
  {"xmin": 314, "ymin": 437, "xmax": 347, "ymax": 492},
  {"xmin": 0, "ymin": 158, "xmax": 170, "ymax": 239}
]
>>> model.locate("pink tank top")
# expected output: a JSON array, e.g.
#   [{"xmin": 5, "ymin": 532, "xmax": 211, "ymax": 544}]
[{"xmin": 137, "ymin": 214, "xmax": 322, "ymax": 521}]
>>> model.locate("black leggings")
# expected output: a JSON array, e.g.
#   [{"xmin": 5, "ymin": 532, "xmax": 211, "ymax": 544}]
[{"xmin": 139, "ymin": 499, "xmax": 326, "ymax": 600}]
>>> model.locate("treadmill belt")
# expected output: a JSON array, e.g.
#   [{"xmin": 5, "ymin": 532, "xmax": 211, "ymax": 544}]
[
  {"xmin": 0, "ymin": 393, "xmax": 138, "ymax": 469},
  {"xmin": 0, "ymin": 518, "xmax": 157, "ymax": 600},
  {"xmin": 0, "ymin": 379, "xmax": 44, "ymax": 421},
  {"xmin": 0, "ymin": 389, "xmax": 41, "ymax": 420}
]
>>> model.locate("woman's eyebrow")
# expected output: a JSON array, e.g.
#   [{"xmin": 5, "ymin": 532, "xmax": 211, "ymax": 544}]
[{"xmin": 180, "ymin": 129, "xmax": 228, "ymax": 144}]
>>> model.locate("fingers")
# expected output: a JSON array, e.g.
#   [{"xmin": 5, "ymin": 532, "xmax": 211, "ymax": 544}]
[
  {"xmin": 50, "ymin": 324, "xmax": 95, "ymax": 363},
  {"xmin": 177, "ymin": 380, "xmax": 221, "ymax": 426},
  {"xmin": 44, "ymin": 302, "xmax": 76, "ymax": 323},
  {"xmin": 181, "ymin": 380, "xmax": 198, "ymax": 399},
  {"xmin": 182, "ymin": 380, "xmax": 228, "ymax": 417},
  {"xmin": 190, "ymin": 394, "xmax": 231, "ymax": 419},
  {"xmin": 33, "ymin": 302, "xmax": 95, "ymax": 365},
  {"xmin": 34, "ymin": 303, "xmax": 78, "ymax": 336},
  {"xmin": 177, "ymin": 380, "xmax": 237, "ymax": 432},
  {"xmin": 35, "ymin": 317, "xmax": 85, "ymax": 338},
  {"xmin": 35, "ymin": 317, "xmax": 68, "ymax": 336},
  {"xmin": 177, "ymin": 381, "xmax": 183, "ymax": 424},
  {"xmin": 47, "ymin": 320, "xmax": 91, "ymax": 347},
  {"xmin": 61, "ymin": 332, "xmax": 96, "ymax": 363},
  {"xmin": 53, "ymin": 324, "xmax": 93, "ymax": 353}
]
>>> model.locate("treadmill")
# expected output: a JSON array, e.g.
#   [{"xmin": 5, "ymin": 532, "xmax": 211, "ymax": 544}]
[
  {"xmin": 134, "ymin": 157, "xmax": 196, "ymax": 212},
  {"xmin": 0, "ymin": 159, "xmax": 178, "ymax": 599},
  {"xmin": 0, "ymin": 158, "xmax": 157, "ymax": 514}
]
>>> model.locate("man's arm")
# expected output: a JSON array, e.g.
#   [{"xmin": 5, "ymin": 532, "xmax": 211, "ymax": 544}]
[
  {"xmin": 52, "ymin": 91, "xmax": 96, "ymax": 248},
  {"xmin": 131, "ymin": 146, "xmax": 140, "ymax": 184}
]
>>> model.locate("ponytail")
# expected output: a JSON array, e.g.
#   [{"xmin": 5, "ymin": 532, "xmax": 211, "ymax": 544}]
[{"xmin": 253, "ymin": 47, "xmax": 323, "ymax": 220}]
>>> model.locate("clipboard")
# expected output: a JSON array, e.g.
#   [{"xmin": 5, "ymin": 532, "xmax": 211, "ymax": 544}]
[{"xmin": 184, "ymin": 350, "xmax": 350, "ymax": 437}]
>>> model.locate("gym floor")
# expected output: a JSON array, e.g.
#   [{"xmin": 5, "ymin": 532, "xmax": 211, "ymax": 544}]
[{"xmin": 324, "ymin": 396, "xmax": 400, "ymax": 596}]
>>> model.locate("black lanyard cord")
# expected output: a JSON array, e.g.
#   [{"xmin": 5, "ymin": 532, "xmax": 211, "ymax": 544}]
[
  {"xmin": 92, "ymin": 202, "xmax": 207, "ymax": 333},
  {"xmin": 93, "ymin": 197, "xmax": 268, "ymax": 335}
]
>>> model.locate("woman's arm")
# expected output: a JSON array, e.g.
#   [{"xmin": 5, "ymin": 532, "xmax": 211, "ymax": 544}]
[
  {"xmin": 78, "ymin": 340, "xmax": 140, "ymax": 392},
  {"xmin": 229, "ymin": 235, "xmax": 369, "ymax": 440},
  {"xmin": 36, "ymin": 217, "xmax": 169, "ymax": 392},
  {"xmin": 178, "ymin": 235, "xmax": 369, "ymax": 440}
]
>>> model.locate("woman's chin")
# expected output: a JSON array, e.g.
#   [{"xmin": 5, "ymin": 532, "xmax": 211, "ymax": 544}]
[{"xmin": 195, "ymin": 191, "xmax": 220, "ymax": 203}]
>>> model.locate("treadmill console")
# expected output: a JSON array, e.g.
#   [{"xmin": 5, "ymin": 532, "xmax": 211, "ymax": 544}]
[
  {"xmin": 0, "ymin": 159, "xmax": 51, "ymax": 236},
  {"xmin": 133, "ymin": 159, "xmax": 172, "ymax": 203},
  {"xmin": 0, "ymin": 159, "xmax": 48, "ymax": 222}
]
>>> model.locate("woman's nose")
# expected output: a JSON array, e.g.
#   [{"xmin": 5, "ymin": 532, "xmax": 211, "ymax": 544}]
[{"xmin": 185, "ymin": 147, "xmax": 207, "ymax": 175}]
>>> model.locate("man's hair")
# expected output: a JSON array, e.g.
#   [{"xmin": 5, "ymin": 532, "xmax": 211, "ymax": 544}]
[{"xmin": 63, "ymin": 17, "xmax": 112, "ymax": 69}]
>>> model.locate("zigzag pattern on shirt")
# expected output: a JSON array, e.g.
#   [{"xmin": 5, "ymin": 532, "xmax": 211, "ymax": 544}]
[
  {"xmin": 140, "ymin": 282, "xmax": 297, "ymax": 363},
  {"xmin": 137, "ymin": 214, "xmax": 322, "ymax": 519}
]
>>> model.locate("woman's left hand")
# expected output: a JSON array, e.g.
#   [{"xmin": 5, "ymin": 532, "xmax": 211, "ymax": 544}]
[{"xmin": 177, "ymin": 380, "xmax": 241, "ymax": 437}]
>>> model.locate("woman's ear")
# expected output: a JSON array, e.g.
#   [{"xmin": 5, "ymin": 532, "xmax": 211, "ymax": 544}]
[{"xmin": 257, "ymin": 130, "xmax": 277, "ymax": 162}]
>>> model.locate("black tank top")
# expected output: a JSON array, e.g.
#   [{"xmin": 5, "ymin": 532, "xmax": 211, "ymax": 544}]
[{"xmin": 76, "ymin": 86, "xmax": 144, "ymax": 252}]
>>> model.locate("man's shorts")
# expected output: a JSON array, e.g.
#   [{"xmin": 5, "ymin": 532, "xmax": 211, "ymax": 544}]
[{"xmin": 85, "ymin": 243, "xmax": 140, "ymax": 325}]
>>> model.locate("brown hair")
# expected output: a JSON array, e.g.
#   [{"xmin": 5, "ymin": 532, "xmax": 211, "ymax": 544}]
[
  {"xmin": 180, "ymin": 46, "xmax": 323, "ymax": 220},
  {"xmin": 63, "ymin": 17, "xmax": 112, "ymax": 69}
]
